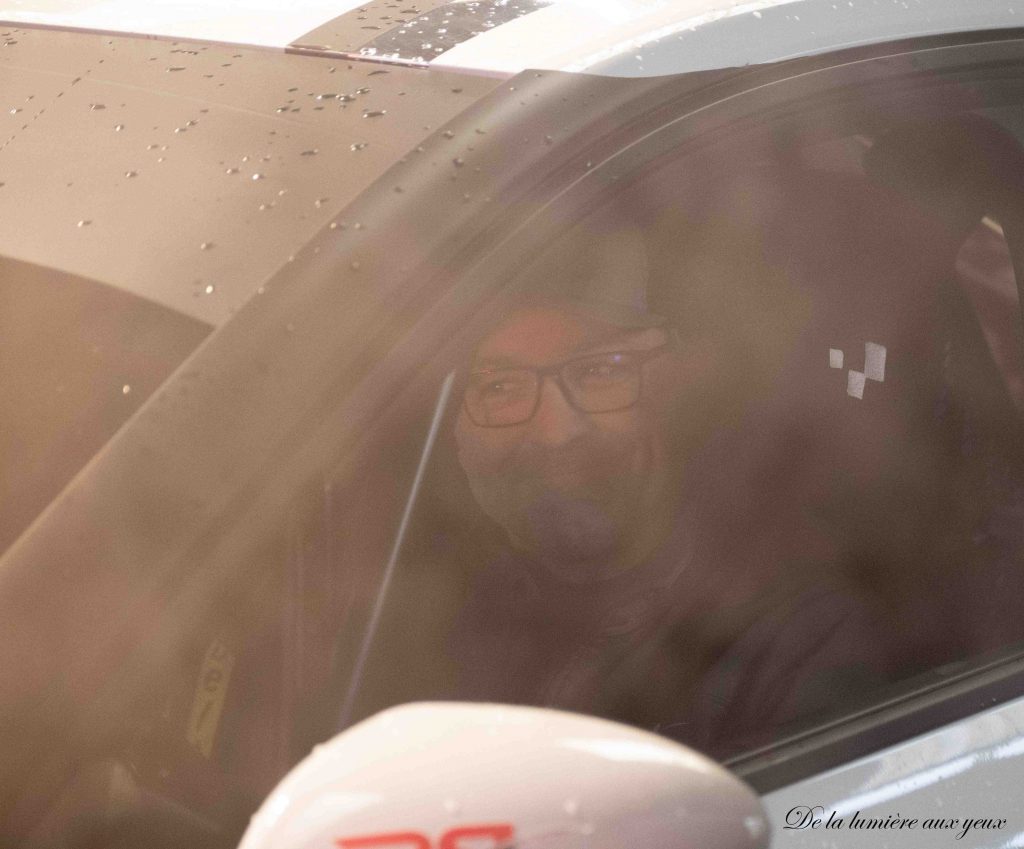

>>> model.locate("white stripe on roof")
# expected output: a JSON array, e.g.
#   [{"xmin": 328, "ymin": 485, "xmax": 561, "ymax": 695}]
[
  {"xmin": 431, "ymin": 0, "xmax": 801, "ymax": 77},
  {"xmin": 0, "ymin": 0, "xmax": 368, "ymax": 48}
]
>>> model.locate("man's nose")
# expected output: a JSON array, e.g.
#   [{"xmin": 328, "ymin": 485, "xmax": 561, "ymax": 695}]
[{"xmin": 527, "ymin": 375, "xmax": 591, "ymax": 446}]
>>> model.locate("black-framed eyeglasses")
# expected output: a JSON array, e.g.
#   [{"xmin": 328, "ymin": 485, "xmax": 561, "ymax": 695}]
[{"xmin": 463, "ymin": 344, "xmax": 670, "ymax": 427}]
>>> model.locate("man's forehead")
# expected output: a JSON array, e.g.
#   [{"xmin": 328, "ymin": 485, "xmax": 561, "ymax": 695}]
[{"xmin": 471, "ymin": 304, "xmax": 660, "ymax": 368}]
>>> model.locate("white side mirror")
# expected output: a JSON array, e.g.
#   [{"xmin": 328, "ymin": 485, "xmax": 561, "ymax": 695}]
[{"xmin": 238, "ymin": 703, "xmax": 769, "ymax": 849}]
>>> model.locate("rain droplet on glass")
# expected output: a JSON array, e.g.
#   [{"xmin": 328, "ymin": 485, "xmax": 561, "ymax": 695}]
[
  {"xmin": 226, "ymin": 167, "xmax": 239, "ymax": 174},
  {"xmin": 122, "ymin": 384, "xmax": 131, "ymax": 395},
  {"xmin": 125, "ymin": 170, "xmax": 138, "ymax": 178},
  {"xmin": 200, "ymin": 241, "xmax": 213, "ymax": 250},
  {"xmin": 301, "ymin": 149, "xmax": 319, "ymax": 156},
  {"xmin": 77, "ymin": 219, "xmax": 91, "ymax": 227},
  {"xmin": 350, "ymin": 142, "xmax": 368, "ymax": 151},
  {"xmin": 252, "ymin": 173, "xmax": 264, "ymax": 180}
]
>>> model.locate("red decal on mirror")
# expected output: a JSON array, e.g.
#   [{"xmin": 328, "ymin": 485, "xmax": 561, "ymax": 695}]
[
  {"xmin": 336, "ymin": 832, "xmax": 430, "ymax": 849},
  {"xmin": 439, "ymin": 823, "xmax": 515, "ymax": 849},
  {"xmin": 336, "ymin": 824, "xmax": 514, "ymax": 849}
]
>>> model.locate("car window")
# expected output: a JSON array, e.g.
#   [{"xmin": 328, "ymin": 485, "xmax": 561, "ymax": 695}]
[{"xmin": 326, "ymin": 98, "xmax": 1024, "ymax": 766}]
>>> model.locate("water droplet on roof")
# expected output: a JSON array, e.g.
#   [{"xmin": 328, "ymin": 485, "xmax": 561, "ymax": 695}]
[
  {"xmin": 114, "ymin": 123, "xmax": 124, "ymax": 131},
  {"xmin": 350, "ymin": 142, "xmax": 368, "ymax": 151},
  {"xmin": 363, "ymin": 110, "xmax": 386, "ymax": 118},
  {"xmin": 315, "ymin": 197, "xmax": 329, "ymax": 208},
  {"xmin": 125, "ymin": 170, "xmax": 138, "ymax": 178},
  {"xmin": 252, "ymin": 173, "xmax": 264, "ymax": 180},
  {"xmin": 225, "ymin": 167, "xmax": 239, "ymax": 175},
  {"xmin": 77, "ymin": 219, "xmax": 91, "ymax": 227},
  {"xmin": 200, "ymin": 241, "xmax": 213, "ymax": 250},
  {"xmin": 122, "ymin": 384, "xmax": 131, "ymax": 395}
]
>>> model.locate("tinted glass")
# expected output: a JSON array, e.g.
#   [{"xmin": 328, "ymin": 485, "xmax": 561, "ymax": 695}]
[{"xmin": 333, "ymin": 107, "xmax": 1024, "ymax": 760}]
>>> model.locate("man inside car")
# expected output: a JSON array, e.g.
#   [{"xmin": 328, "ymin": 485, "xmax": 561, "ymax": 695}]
[{"xmin": 446, "ymin": 214, "xmax": 899, "ymax": 755}]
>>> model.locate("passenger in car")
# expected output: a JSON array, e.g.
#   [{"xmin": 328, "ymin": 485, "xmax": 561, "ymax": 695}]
[
  {"xmin": 441, "ymin": 133, "xmax": 1024, "ymax": 753},
  {"xmin": 446, "ymin": 213, "xmax": 904, "ymax": 755}
]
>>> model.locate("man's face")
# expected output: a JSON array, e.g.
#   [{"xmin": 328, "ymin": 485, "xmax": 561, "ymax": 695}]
[{"xmin": 455, "ymin": 302, "xmax": 697, "ymax": 581}]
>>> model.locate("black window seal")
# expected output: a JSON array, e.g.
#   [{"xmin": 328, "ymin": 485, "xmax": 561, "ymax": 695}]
[{"xmin": 729, "ymin": 646, "xmax": 1024, "ymax": 793}]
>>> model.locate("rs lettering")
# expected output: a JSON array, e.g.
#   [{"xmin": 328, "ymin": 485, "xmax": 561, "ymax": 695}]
[{"xmin": 337, "ymin": 823, "xmax": 515, "ymax": 849}]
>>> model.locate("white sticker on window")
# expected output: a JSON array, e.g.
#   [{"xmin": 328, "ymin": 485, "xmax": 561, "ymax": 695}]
[
  {"xmin": 864, "ymin": 341, "xmax": 887, "ymax": 382},
  {"xmin": 847, "ymin": 370, "xmax": 866, "ymax": 399}
]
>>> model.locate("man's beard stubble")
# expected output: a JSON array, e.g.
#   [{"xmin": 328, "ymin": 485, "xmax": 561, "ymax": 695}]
[{"xmin": 467, "ymin": 435, "xmax": 654, "ymax": 580}]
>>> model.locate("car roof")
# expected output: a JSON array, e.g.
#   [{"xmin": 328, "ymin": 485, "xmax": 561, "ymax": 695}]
[
  {"xmin": 3, "ymin": 0, "xmax": 1022, "ymax": 80},
  {"xmin": 0, "ymin": 23, "xmax": 501, "ymax": 325}
]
